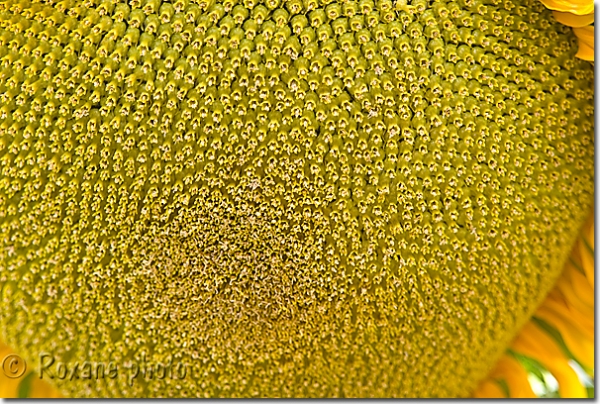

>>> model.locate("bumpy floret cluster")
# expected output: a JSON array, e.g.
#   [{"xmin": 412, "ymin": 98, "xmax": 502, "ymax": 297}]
[{"xmin": 0, "ymin": 0, "xmax": 594, "ymax": 397}]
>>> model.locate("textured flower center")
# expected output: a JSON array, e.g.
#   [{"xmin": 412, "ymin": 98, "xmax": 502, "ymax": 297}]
[{"xmin": 124, "ymin": 193, "xmax": 323, "ymax": 341}]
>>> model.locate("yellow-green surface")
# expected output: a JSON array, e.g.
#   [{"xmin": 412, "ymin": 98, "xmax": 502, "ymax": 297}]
[{"xmin": 0, "ymin": 0, "xmax": 594, "ymax": 397}]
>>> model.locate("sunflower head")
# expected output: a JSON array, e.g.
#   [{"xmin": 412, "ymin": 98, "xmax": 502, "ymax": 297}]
[{"xmin": 0, "ymin": 0, "xmax": 594, "ymax": 397}]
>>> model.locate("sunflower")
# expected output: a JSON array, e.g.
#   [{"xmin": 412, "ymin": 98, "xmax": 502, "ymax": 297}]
[
  {"xmin": 474, "ymin": 211, "xmax": 595, "ymax": 398},
  {"xmin": 0, "ymin": 0, "xmax": 594, "ymax": 398}
]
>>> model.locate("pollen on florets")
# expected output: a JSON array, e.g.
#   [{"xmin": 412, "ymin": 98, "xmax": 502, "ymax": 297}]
[{"xmin": 0, "ymin": 0, "xmax": 594, "ymax": 398}]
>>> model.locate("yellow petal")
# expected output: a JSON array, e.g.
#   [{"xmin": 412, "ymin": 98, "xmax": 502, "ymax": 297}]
[
  {"xmin": 0, "ymin": 341, "xmax": 61, "ymax": 398},
  {"xmin": 535, "ymin": 308, "xmax": 594, "ymax": 371},
  {"xmin": 512, "ymin": 322, "xmax": 564, "ymax": 361},
  {"xmin": 555, "ymin": 275, "xmax": 594, "ymax": 318},
  {"xmin": 513, "ymin": 329, "xmax": 586, "ymax": 398},
  {"xmin": 540, "ymin": 0, "xmax": 594, "ymax": 15},
  {"xmin": 566, "ymin": 266, "xmax": 594, "ymax": 308},
  {"xmin": 0, "ymin": 344, "xmax": 22, "ymax": 398},
  {"xmin": 28, "ymin": 378, "xmax": 62, "ymax": 398},
  {"xmin": 575, "ymin": 39, "xmax": 595, "ymax": 61},
  {"xmin": 547, "ymin": 359, "xmax": 588, "ymax": 398},
  {"xmin": 578, "ymin": 214, "xmax": 595, "ymax": 287},
  {"xmin": 472, "ymin": 380, "xmax": 506, "ymax": 398},
  {"xmin": 573, "ymin": 26, "xmax": 595, "ymax": 62},
  {"xmin": 491, "ymin": 356, "xmax": 536, "ymax": 398},
  {"xmin": 553, "ymin": 10, "xmax": 594, "ymax": 26},
  {"xmin": 542, "ymin": 296, "xmax": 593, "ymax": 340},
  {"xmin": 583, "ymin": 212, "xmax": 594, "ymax": 250}
]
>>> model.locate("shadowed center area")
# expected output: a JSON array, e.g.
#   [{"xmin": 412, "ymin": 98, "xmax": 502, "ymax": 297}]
[{"xmin": 125, "ymin": 193, "xmax": 321, "ymax": 343}]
